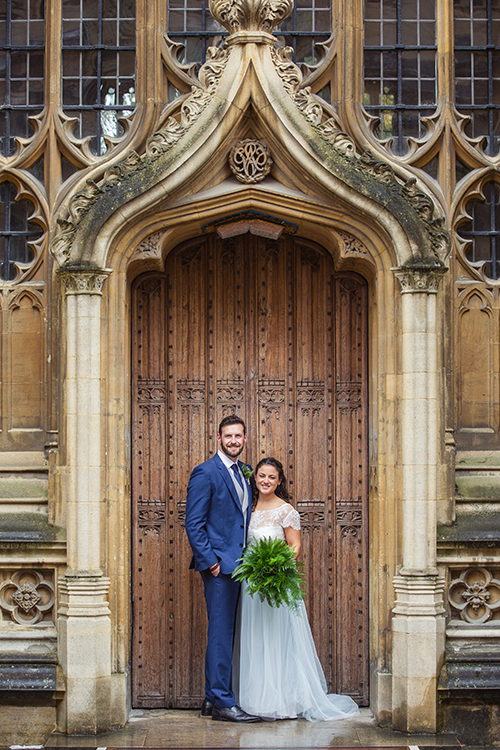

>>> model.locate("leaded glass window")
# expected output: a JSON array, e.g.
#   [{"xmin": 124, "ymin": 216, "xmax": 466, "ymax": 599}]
[
  {"xmin": 458, "ymin": 181, "xmax": 500, "ymax": 280},
  {"xmin": 363, "ymin": 0, "xmax": 437, "ymax": 155},
  {"xmin": 0, "ymin": 0, "xmax": 45, "ymax": 158},
  {"xmin": 0, "ymin": 182, "xmax": 42, "ymax": 281},
  {"xmin": 454, "ymin": 0, "xmax": 500, "ymax": 156},
  {"xmin": 62, "ymin": 0, "xmax": 136, "ymax": 155},
  {"xmin": 167, "ymin": 0, "xmax": 332, "ymax": 66}
]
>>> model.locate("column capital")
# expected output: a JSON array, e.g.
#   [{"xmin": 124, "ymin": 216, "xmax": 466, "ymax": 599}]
[
  {"xmin": 58, "ymin": 266, "xmax": 112, "ymax": 296},
  {"xmin": 392, "ymin": 264, "xmax": 447, "ymax": 294}
]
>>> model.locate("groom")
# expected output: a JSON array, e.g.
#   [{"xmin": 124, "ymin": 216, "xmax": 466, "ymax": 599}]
[{"xmin": 185, "ymin": 415, "xmax": 260, "ymax": 723}]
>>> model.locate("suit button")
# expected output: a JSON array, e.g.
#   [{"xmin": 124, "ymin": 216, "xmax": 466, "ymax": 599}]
[
  {"xmin": 239, "ymin": 543, "xmax": 243, "ymax": 547},
  {"xmin": 240, "ymin": 525, "xmax": 244, "ymax": 529}
]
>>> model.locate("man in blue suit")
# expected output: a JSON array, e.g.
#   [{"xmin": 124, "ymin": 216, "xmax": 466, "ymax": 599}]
[{"xmin": 185, "ymin": 414, "xmax": 261, "ymax": 723}]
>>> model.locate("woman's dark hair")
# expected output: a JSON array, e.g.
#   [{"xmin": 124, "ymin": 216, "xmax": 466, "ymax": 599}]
[{"xmin": 250, "ymin": 457, "xmax": 290, "ymax": 509}]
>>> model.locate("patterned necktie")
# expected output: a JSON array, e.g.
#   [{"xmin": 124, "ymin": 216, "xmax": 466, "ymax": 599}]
[{"xmin": 231, "ymin": 462, "xmax": 244, "ymax": 490}]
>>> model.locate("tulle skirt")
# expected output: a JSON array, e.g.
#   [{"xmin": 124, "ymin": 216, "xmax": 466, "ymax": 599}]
[{"xmin": 233, "ymin": 582, "xmax": 360, "ymax": 722}]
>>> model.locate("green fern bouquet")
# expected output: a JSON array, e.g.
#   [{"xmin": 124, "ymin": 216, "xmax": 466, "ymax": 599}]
[{"xmin": 232, "ymin": 537, "xmax": 306, "ymax": 614}]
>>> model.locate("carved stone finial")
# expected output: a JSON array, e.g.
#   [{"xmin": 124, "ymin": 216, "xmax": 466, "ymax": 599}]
[
  {"xmin": 392, "ymin": 265, "xmax": 447, "ymax": 294},
  {"xmin": 209, "ymin": 0, "xmax": 293, "ymax": 39},
  {"xmin": 229, "ymin": 139, "xmax": 272, "ymax": 183}
]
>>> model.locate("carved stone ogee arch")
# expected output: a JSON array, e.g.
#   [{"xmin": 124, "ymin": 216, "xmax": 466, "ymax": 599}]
[{"xmin": 51, "ymin": 1, "xmax": 450, "ymax": 735}]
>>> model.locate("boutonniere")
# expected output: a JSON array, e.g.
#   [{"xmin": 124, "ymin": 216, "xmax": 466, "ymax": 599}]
[{"xmin": 241, "ymin": 464, "xmax": 254, "ymax": 481}]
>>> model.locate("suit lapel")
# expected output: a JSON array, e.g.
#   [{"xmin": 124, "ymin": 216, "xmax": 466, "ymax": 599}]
[{"xmin": 214, "ymin": 453, "xmax": 241, "ymax": 511}]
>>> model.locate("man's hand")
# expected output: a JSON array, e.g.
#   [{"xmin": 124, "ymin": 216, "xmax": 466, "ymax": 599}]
[{"xmin": 210, "ymin": 561, "xmax": 221, "ymax": 577}]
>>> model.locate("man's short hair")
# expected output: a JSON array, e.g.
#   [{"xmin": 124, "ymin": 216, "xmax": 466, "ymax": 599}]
[{"xmin": 218, "ymin": 414, "xmax": 246, "ymax": 435}]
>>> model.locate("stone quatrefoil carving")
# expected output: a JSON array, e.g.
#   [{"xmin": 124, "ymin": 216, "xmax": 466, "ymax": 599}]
[
  {"xmin": 448, "ymin": 567, "xmax": 500, "ymax": 624},
  {"xmin": 0, "ymin": 570, "xmax": 55, "ymax": 625}
]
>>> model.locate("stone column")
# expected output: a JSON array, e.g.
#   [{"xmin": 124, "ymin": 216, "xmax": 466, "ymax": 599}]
[
  {"xmin": 57, "ymin": 267, "xmax": 115, "ymax": 734},
  {"xmin": 391, "ymin": 266, "xmax": 447, "ymax": 733}
]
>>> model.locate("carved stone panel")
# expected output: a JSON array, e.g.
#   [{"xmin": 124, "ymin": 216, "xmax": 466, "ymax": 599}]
[{"xmin": 0, "ymin": 569, "xmax": 55, "ymax": 625}]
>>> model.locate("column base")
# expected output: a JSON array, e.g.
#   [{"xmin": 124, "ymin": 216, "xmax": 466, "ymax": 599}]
[
  {"xmin": 391, "ymin": 574, "xmax": 446, "ymax": 733},
  {"xmin": 57, "ymin": 575, "xmax": 125, "ymax": 734}
]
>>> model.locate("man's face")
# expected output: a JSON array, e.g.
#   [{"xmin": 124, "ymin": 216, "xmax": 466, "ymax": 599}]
[{"xmin": 217, "ymin": 424, "xmax": 247, "ymax": 460}]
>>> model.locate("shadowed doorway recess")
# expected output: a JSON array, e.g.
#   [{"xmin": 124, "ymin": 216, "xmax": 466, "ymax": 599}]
[{"xmin": 131, "ymin": 233, "xmax": 369, "ymax": 708}]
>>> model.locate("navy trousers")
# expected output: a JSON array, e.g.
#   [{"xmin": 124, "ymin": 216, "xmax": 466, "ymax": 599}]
[{"xmin": 200, "ymin": 569, "xmax": 240, "ymax": 707}]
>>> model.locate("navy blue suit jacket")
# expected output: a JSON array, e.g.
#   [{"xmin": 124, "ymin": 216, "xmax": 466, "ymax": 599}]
[{"xmin": 185, "ymin": 454, "xmax": 252, "ymax": 575}]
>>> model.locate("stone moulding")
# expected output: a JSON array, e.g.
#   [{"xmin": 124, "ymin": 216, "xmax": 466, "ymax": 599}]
[{"xmin": 50, "ymin": 0, "xmax": 450, "ymax": 271}]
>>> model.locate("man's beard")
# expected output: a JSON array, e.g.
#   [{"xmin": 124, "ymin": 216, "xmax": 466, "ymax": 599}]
[{"xmin": 220, "ymin": 443, "xmax": 244, "ymax": 459}]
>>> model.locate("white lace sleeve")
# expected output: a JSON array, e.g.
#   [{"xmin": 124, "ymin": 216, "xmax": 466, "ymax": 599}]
[{"xmin": 282, "ymin": 505, "xmax": 301, "ymax": 530}]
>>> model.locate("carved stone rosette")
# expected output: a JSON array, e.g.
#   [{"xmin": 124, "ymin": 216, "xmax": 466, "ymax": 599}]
[
  {"xmin": 393, "ymin": 265, "xmax": 447, "ymax": 294},
  {"xmin": 229, "ymin": 139, "xmax": 272, "ymax": 183},
  {"xmin": 59, "ymin": 268, "xmax": 112, "ymax": 295}
]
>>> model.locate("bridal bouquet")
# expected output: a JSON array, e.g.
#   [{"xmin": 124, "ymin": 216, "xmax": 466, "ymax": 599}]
[{"xmin": 232, "ymin": 537, "xmax": 306, "ymax": 614}]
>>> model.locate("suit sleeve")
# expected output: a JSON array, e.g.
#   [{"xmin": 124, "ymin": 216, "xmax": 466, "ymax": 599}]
[{"xmin": 185, "ymin": 463, "xmax": 219, "ymax": 571}]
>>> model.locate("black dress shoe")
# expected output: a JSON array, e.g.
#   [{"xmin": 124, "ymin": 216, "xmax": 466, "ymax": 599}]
[
  {"xmin": 212, "ymin": 705, "xmax": 262, "ymax": 722},
  {"xmin": 201, "ymin": 697, "xmax": 213, "ymax": 717}
]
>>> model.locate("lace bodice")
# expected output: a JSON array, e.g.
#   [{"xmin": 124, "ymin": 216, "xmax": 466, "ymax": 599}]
[{"xmin": 248, "ymin": 503, "xmax": 301, "ymax": 545}]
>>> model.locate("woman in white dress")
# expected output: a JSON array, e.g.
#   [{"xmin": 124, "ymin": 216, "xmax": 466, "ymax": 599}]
[{"xmin": 233, "ymin": 457, "xmax": 360, "ymax": 722}]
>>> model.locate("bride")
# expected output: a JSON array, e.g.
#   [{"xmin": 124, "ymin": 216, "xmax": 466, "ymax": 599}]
[{"xmin": 233, "ymin": 457, "xmax": 360, "ymax": 722}]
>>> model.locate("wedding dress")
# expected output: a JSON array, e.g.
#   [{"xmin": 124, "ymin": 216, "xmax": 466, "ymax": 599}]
[{"xmin": 233, "ymin": 503, "xmax": 360, "ymax": 722}]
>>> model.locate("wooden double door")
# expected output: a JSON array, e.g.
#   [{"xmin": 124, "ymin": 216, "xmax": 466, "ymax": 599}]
[{"xmin": 131, "ymin": 232, "xmax": 369, "ymax": 708}]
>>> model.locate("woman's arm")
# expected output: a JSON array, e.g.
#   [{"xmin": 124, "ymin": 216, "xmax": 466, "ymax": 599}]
[{"xmin": 284, "ymin": 525, "xmax": 301, "ymax": 558}]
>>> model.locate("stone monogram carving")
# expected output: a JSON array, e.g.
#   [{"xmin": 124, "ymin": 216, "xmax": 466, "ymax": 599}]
[
  {"xmin": 449, "ymin": 567, "xmax": 500, "ymax": 624},
  {"xmin": 229, "ymin": 140, "xmax": 272, "ymax": 183},
  {"xmin": 0, "ymin": 570, "xmax": 55, "ymax": 625}
]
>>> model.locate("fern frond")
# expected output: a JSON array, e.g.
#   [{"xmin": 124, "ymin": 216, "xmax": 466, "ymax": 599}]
[{"xmin": 232, "ymin": 537, "xmax": 306, "ymax": 614}]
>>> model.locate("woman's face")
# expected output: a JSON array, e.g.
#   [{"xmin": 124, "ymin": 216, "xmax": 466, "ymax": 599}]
[{"xmin": 255, "ymin": 464, "xmax": 281, "ymax": 497}]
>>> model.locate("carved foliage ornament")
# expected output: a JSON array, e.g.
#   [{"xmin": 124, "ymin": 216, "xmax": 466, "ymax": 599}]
[
  {"xmin": 229, "ymin": 139, "xmax": 272, "ymax": 183},
  {"xmin": 393, "ymin": 266, "xmax": 447, "ymax": 294},
  {"xmin": 270, "ymin": 46, "xmax": 449, "ymax": 261},
  {"xmin": 0, "ymin": 570, "xmax": 55, "ymax": 625},
  {"xmin": 449, "ymin": 567, "xmax": 500, "ymax": 624},
  {"xmin": 210, "ymin": 0, "xmax": 293, "ymax": 34},
  {"xmin": 59, "ymin": 268, "xmax": 111, "ymax": 295}
]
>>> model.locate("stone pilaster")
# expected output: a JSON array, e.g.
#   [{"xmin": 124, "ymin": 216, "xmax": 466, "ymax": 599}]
[
  {"xmin": 56, "ymin": 268, "xmax": 118, "ymax": 734},
  {"xmin": 391, "ymin": 265, "xmax": 447, "ymax": 733}
]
